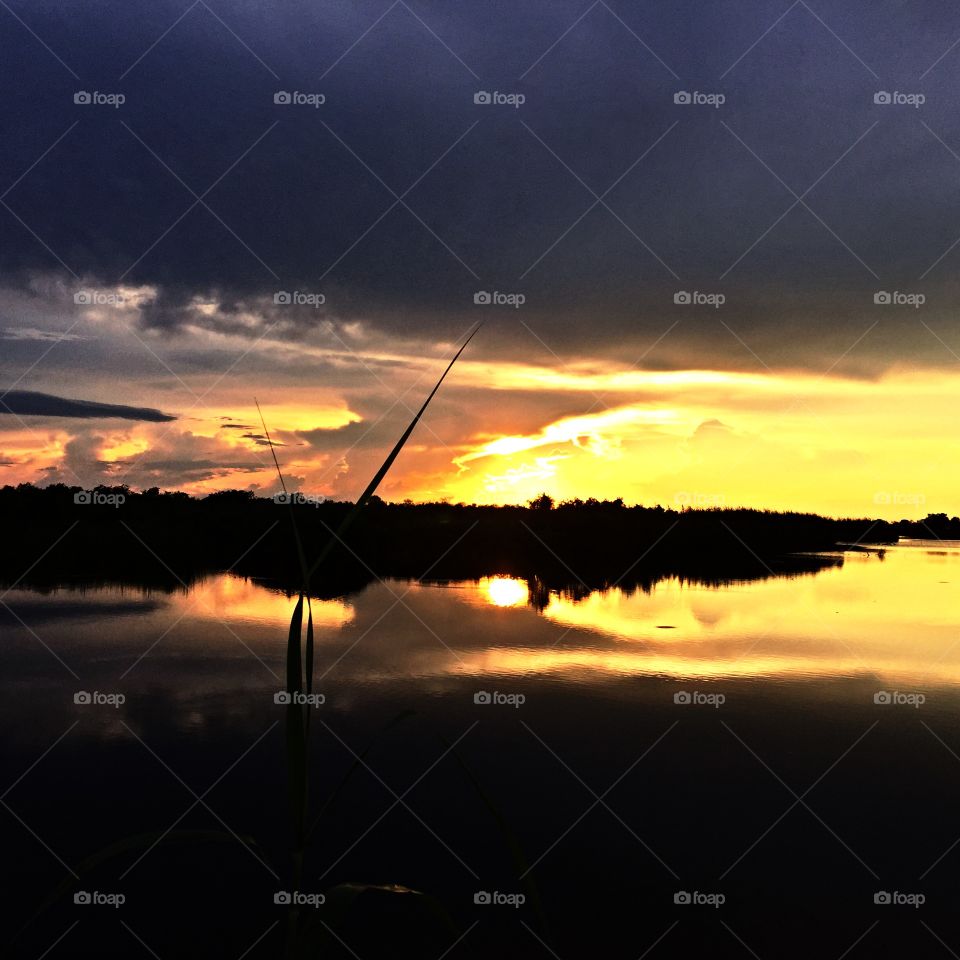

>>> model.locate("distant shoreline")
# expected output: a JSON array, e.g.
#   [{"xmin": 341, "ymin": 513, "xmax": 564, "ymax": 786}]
[{"xmin": 2, "ymin": 483, "xmax": 950, "ymax": 598}]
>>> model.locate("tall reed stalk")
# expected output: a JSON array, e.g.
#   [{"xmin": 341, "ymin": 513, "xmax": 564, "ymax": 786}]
[{"xmin": 261, "ymin": 326, "xmax": 481, "ymax": 957}]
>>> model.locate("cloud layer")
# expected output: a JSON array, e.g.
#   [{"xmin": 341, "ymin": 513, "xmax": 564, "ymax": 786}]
[
  {"xmin": 2, "ymin": 2, "xmax": 959, "ymax": 513},
  {"xmin": 0, "ymin": 390, "xmax": 176, "ymax": 422}
]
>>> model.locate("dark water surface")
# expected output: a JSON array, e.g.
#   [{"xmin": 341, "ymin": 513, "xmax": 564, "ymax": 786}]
[{"xmin": 2, "ymin": 542, "xmax": 960, "ymax": 957}]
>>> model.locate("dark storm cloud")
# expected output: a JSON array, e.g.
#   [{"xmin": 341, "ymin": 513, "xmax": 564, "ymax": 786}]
[
  {"xmin": 1, "ymin": 327, "xmax": 86, "ymax": 342},
  {"xmin": 240, "ymin": 432, "xmax": 283, "ymax": 446},
  {"xmin": 299, "ymin": 420, "xmax": 378, "ymax": 452},
  {"xmin": 0, "ymin": 390, "xmax": 175, "ymax": 422},
  {"xmin": 2, "ymin": 0, "xmax": 960, "ymax": 369}
]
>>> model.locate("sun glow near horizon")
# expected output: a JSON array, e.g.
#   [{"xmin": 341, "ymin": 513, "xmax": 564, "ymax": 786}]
[
  {"xmin": 6, "ymin": 355, "xmax": 960, "ymax": 520},
  {"xmin": 393, "ymin": 364, "xmax": 960, "ymax": 518}
]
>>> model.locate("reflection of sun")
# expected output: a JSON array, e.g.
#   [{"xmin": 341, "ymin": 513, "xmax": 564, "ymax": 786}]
[{"xmin": 484, "ymin": 577, "xmax": 528, "ymax": 607}]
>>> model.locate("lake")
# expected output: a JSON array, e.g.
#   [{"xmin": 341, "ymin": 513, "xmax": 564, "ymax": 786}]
[{"xmin": 2, "ymin": 541, "xmax": 959, "ymax": 957}]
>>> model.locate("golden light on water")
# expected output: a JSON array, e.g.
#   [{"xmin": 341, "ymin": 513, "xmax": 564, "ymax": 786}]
[
  {"xmin": 341, "ymin": 544, "xmax": 960, "ymax": 688},
  {"xmin": 483, "ymin": 576, "xmax": 529, "ymax": 607},
  {"xmin": 191, "ymin": 576, "xmax": 355, "ymax": 627},
  {"xmin": 462, "ymin": 546, "xmax": 960, "ymax": 686},
  {"xmin": 107, "ymin": 545, "xmax": 960, "ymax": 690}
]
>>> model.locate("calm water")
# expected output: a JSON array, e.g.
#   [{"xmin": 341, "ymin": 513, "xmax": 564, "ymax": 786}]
[{"xmin": 3, "ymin": 542, "xmax": 960, "ymax": 957}]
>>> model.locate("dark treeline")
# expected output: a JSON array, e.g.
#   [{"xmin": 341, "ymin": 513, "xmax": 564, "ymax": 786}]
[{"xmin": 0, "ymin": 483, "xmax": 942, "ymax": 598}]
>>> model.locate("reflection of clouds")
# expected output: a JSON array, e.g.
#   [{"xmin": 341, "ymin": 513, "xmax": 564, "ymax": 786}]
[
  {"xmin": 336, "ymin": 546, "xmax": 960, "ymax": 688},
  {"xmin": 189, "ymin": 576, "xmax": 354, "ymax": 628},
  {"xmin": 5, "ymin": 547, "xmax": 960, "ymax": 748},
  {"xmin": 301, "ymin": 548, "xmax": 960, "ymax": 689}
]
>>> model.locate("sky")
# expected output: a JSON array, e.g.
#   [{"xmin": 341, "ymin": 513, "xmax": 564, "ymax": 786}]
[{"xmin": 1, "ymin": 0, "xmax": 960, "ymax": 517}]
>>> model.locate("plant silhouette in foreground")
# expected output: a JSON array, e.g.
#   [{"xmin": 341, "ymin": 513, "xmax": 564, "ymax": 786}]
[{"xmin": 268, "ymin": 326, "xmax": 481, "ymax": 957}]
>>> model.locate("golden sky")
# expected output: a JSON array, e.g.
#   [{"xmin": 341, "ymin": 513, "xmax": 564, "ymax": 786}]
[{"xmin": 3, "ymin": 331, "xmax": 956, "ymax": 519}]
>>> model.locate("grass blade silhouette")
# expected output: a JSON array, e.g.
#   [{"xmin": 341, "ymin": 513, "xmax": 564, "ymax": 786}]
[
  {"xmin": 280, "ymin": 323, "xmax": 481, "ymax": 956},
  {"xmin": 256, "ymin": 397, "xmax": 309, "ymax": 591},
  {"xmin": 304, "ymin": 323, "xmax": 482, "ymax": 587}
]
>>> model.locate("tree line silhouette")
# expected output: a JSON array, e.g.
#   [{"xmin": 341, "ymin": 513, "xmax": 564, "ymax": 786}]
[{"xmin": 1, "ymin": 482, "xmax": 942, "ymax": 597}]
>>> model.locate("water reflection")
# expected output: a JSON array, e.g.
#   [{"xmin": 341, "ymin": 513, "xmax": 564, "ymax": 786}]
[
  {"xmin": 3, "ymin": 543, "xmax": 959, "ymax": 723},
  {"xmin": 189, "ymin": 574, "xmax": 354, "ymax": 627},
  {"xmin": 6, "ymin": 545, "xmax": 959, "ymax": 960},
  {"xmin": 467, "ymin": 544, "xmax": 959, "ymax": 685}
]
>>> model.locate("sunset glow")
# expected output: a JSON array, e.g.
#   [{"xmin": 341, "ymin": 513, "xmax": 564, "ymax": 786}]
[{"xmin": 5, "ymin": 352, "xmax": 960, "ymax": 518}]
